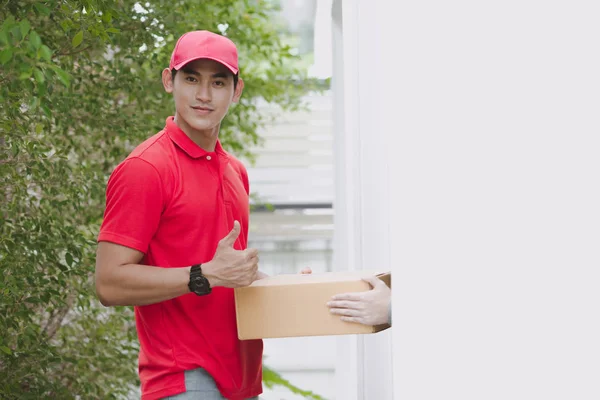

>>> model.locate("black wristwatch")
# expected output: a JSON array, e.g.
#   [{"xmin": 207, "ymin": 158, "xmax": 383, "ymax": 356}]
[{"xmin": 188, "ymin": 264, "xmax": 211, "ymax": 296}]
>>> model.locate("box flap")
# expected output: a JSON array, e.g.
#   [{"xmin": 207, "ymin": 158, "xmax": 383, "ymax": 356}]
[{"xmin": 248, "ymin": 270, "xmax": 390, "ymax": 287}]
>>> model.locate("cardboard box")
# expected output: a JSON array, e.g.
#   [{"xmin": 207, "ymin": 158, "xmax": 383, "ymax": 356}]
[{"xmin": 234, "ymin": 270, "xmax": 391, "ymax": 340}]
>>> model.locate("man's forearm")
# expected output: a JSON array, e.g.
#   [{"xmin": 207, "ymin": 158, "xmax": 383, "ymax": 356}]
[{"xmin": 96, "ymin": 264, "xmax": 191, "ymax": 307}]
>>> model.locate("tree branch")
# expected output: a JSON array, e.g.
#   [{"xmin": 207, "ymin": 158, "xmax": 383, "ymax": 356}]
[
  {"xmin": 43, "ymin": 293, "xmax": 76, "ymax": 339},
  {"xmin": 56, "ymin": 45, "xmax": 92, "ymax": 57}
]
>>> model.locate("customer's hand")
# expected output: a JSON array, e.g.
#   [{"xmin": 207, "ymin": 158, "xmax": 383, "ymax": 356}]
[{"xmin": 327, "ymin": 276, "xmax": 391, "ymax": 326}]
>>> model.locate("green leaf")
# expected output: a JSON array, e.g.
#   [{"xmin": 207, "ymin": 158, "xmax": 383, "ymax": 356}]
[
  {"xmin": 0, "ymin": 346, "xmax": 11, "ymax": 355},
  {"xmin": 1, "ymin": 15, "xmax": 15, "ymax": 29},
  {"xmin": 19, "ymin": 69, "xmax": 32, "ymax": 80},
  {"xmin": 60, "ymin": 20, "xmax": 70, "ymax": 32},
  {"xmin": 41, "ymin": 103, "xmax": 51, "ymax": 117},
  {"xmin": 30, "ymin": 31, "xmax": 41, "ymax": 49},
  {"xmin": 11, "ymin": 25, "xmax": 22, "ymax": 41},
  {"xmin": 29, "ymin": 96, "xmax": 39, "ymax": 110},
  {"xmin": 0, "ymin": 30, "xmax": 8, "ymax": 45},
  {"xmin": 106, "ymin": 27, "xmax": 120, "ymax": 34},
  {"xmin": 37, "ymin": 81, "xmax": 47, "ymax": 96},
  {"xmin": 25, "ymin": 297, "xmax": 40, "ymax": 304},
  {"xmin": 65, "ymin": 252, "xmax": 74, "ymax": 267},
  {"xmin": 0, "ymin": 48, "xmax": 12, "ymax": 65},
  {"xmin": 263, "ymin": 365, "xmax": 327, "ymax": 399},
  {"xmin": 34, "ymin": 2, "xmax": 52, "ymax": 15},
  {"xmin": 39, "ymin": 45, "xmax": 52, "ymax": 61},
  {"xmin": 19, "ymin": 20, "xmax": 31, "ymax": 37},
  {"xmin": 33, "ymin": 68, "xmax": 45, "ymax": 83},
  {"xmin": 72, "ymin": 30, "xmax": 84, "ymax": 48},
  {"xmin": 50, "ymin": 66, "xmax": 71, "ymax": 87}
]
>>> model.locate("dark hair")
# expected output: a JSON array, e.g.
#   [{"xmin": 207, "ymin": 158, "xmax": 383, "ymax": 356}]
[{"xmin": 171, "ymin": 69, "xmax": 239, "ymax": 89}]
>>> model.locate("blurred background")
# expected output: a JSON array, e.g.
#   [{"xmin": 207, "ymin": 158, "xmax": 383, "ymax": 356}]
[{"xmin": 248, "ymin": 1, "xmax": 335, "ymax": 399}]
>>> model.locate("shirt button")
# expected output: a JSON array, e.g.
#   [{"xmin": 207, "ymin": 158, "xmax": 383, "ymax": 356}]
[{"xmin": 206, "ymin": 156, "xmax": 212, "ymax": 161}]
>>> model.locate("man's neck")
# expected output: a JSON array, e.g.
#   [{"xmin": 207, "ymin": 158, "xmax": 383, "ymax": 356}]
[{"xmin": 174, "ymin": 114, "xmax": 219, "ymax": 152}]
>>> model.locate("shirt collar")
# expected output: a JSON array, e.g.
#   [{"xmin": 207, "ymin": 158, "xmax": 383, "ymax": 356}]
[{"xmin": 165, "ymin": 116, "xmax": 227, "ymax": 159}]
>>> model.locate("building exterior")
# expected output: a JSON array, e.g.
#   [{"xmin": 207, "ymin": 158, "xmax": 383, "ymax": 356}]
[
  {"xmin": 247, "ymin": 92, "xmax": 336, "ymax": 400},
  {"xmin": 248, "ymin": 1, "xmax": 395, "ymax": 398}
]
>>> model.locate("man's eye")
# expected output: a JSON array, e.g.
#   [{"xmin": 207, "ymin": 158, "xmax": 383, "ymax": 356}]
[
  {"xmin": 186, "ymin": 77, "xmax": 197, "ymax": 82},
  {"xmin": 214, "ymin": 81, "xmax": 225, "ymax": 87}
]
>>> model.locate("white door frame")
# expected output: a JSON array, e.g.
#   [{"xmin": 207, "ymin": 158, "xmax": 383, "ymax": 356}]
[{"xmin": 332, "ymin": 0, "xmax": 393, "ymax": 398}]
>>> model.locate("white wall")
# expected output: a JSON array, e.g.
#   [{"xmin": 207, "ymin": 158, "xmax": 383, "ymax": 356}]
[{"xmin": 378, "ymin": 1, "xmax": 600, "ymax": 399}]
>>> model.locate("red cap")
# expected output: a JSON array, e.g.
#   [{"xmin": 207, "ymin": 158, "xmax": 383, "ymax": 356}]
[{"xmin": 169, "ymin": 30, "xmax": 238, "ymax": 74}]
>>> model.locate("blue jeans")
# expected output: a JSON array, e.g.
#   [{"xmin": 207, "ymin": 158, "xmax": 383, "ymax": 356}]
[{"xmin": 162, "ymin": 368, "xmax": 259, "ymax": 400}]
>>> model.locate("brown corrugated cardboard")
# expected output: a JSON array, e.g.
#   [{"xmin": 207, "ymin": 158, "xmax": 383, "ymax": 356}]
[{"xmin": 234, "ymin": 270, "xmax": 391, "ymax": 340}]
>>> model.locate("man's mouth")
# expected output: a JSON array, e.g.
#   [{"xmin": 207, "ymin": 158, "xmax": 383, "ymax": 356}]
[{"xmin": 191, "ymin": 106, "xmax": 214, "ymax": 114}]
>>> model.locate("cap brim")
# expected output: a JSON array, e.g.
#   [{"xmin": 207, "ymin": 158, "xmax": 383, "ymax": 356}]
[{"xmin": 172, "ymin": 56, "xmax": 238, "ymax": 74}]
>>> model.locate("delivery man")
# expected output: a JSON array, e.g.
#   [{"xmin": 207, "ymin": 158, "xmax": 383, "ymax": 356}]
[{"xmin": 95, "ymin": 30, "xmax": 267, "ymax": 400}]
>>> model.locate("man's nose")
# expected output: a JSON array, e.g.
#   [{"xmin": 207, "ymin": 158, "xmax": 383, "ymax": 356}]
[{"xmin": 195, "ymin": 83, "xmax": 211, "ymax": 102}]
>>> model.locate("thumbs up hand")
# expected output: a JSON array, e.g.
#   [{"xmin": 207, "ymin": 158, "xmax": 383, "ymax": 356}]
[{"xmin": 202, "ymin": 221, "xmax": 259, "ymax": 288}]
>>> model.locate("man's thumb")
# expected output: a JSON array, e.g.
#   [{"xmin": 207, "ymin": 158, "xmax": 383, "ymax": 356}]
[{"xmin": 220, "ymin": 220, "xmax": 241, "ymax": 247}]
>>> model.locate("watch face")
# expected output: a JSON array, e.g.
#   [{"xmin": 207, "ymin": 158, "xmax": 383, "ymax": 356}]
[{"xmin": 192, "ymin": 276, "xmax": 210, "ymax": 295}]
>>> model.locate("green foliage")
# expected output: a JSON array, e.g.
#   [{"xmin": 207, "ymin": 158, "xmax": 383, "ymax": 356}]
[
  {"xmin": 0, "ymin": 0, "xmax": 324, "ymax": 398},
  {"xmin": 263, "ymin": 365, "xmax": 328, "ymax": 400}
]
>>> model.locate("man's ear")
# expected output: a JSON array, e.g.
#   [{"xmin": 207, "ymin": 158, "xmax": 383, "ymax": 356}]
[
  {"xmin": 232, "ymin": 77, "xmax": 244, "ymax": 103},
  {"xmin": 162, "ymin": 68, "xmax": 174, "ymax": 93}
]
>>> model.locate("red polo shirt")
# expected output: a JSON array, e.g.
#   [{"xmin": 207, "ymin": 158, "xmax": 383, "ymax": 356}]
[{"xmin": 98, "ymin": 117, "xmax": 263, "ymax": 400}]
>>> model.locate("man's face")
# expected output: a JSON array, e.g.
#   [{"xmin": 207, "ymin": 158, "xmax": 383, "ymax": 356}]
[{"xmin": 162, "ymin": 58, "xmax": 243, "ymax": 134}]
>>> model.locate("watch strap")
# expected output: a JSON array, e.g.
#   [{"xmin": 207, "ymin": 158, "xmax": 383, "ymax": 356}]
[
  {"xmin": 189, "ymin": 264, "xmax": 211, "ymax": 295},
  {"xmin": 190, "ymin": 263, "xmax": 203, "ymax": 278}
]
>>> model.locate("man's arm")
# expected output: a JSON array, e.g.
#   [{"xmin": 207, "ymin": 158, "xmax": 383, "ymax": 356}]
[
  {"xmin": 95, "ymin": 242, "xmax": 190, "ymax": 307},
  {"xmin": 95, "ymin": 221, "xmax": 259, "ymax": 307}
]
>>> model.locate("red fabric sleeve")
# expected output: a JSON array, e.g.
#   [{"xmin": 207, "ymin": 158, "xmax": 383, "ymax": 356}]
[
  {"xmin": 98, "ymin": 157, "xmax": 164, "ymax": 253},
  {"xmin": 236, "ymin": 160, "xmax": 250, "ymax": 195}
]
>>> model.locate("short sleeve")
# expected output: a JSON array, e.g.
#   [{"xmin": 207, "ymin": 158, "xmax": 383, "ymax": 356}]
[
  {"xmin": 237, "ymin": 161, "xmax": 250, "ymax": 195},
  {"xmin": 97, "ymin": 157, "xmax": 164, "ymax": 253}
]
